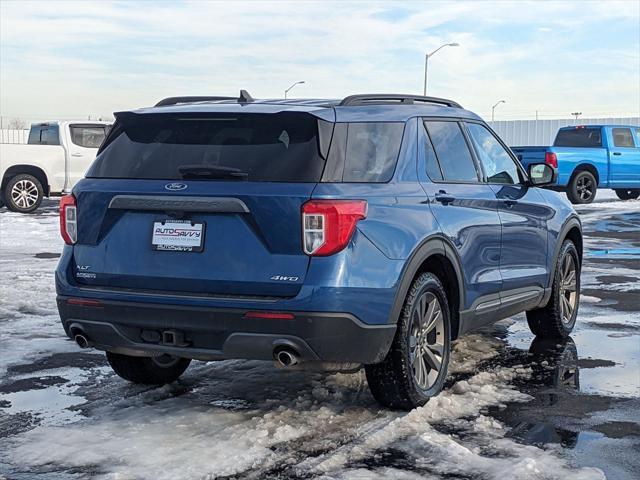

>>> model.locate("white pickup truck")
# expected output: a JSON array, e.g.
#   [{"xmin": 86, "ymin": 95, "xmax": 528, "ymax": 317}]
[{"xmin": 0, "ymin": 121, "xmax": 111, "ymax": 212}]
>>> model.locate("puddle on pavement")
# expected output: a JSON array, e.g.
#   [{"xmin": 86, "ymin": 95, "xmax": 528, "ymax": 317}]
[
  {"xmin": 0, "ymin": 366, "xmax": 102, "ymax": 426},
  {"xmin": 0, "ymin": 384, "xmax": 85, "ymax": 424},
  {"xmin": 491, "ymin": 319, "xmax": 640, "ymax": 480},
  {"xmin": 505, "ymin": 315, "xmax": 639, "ymax": 398},
  {"xmin": 588, "ymin": 248, "xmax": 640, "ymax": 259}
]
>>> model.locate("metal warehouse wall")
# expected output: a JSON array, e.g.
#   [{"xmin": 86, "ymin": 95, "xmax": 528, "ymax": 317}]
[{"xmin": 487, "ymin": 117, "xmax": 640, "ymax": 147}]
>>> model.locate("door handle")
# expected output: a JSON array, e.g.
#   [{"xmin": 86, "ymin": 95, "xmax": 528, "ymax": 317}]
[
  {"xmin": 503, "ymin": 199, "xmax": 517, "ymax": 208},
  {"xmin": 612, "ymin": 152, "xmax": 622, "ymax": 156},
  {"xmin": 71, "ymin": 153, "xmax": 83, "ymax": 157},
  {"xmin": 434, "ymin": 191, "xmax": 455, "ymax": 205}
]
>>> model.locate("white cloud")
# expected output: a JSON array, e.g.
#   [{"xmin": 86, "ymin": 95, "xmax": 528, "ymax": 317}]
[{"xmin": 1, "ymin": 1, "xmax": 638, "ymax": 121}]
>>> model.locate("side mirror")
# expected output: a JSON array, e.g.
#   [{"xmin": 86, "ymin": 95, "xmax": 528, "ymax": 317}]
[{"xmin": 528, "ymin": 163, "xmax": 557, "ymax": 186}]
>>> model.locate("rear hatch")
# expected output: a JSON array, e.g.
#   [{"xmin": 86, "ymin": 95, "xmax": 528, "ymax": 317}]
[{"xmin": 71, "ymin": 110, "xmax": 331, "ymax": 298}]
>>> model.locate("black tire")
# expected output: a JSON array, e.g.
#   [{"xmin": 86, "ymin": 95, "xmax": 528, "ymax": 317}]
[
  {"xmin": 614, "ymin": 189, "xmax": 640, "ymax": 201},
  {"xmin": 566, "ymin": 170, "xmax": 597, "ymax": 204},
  {"xmin": 106, "ymin": 352, "xmax": 191, "ymax": 385},
  {"xmin": 526, "ymin": 241, "xmax": 580, "ymax": 338},
  {"xmin": 365, "ymin": 272, "xmax": 451, "ymax": 410},
  {"xmin": 3, "ymin": 174, "xmax": 44, "ymax": 213}
]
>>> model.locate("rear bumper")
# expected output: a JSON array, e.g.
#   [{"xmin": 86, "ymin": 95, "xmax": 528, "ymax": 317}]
[{"xmin": 57, "ymin": 296, "xmax": 396, "ymax": 364}]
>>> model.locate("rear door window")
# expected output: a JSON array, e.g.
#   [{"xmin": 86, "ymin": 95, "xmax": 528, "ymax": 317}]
[
  {"xmin": 424, "ymin": 121, "xmax": 479, "ymax": 182},
  {"xmin": 466, "ymin": 122, "xmax": 522, "ymax": 184},
  {"xmin": 88, "ymin": 112, "xmax": 326, "ymax": 182},
  {"xmin": 612, "ymin": 128, "xmax": 635, "ymax": 148},
  {"xmin": 423, "ymin": 128, "xmax": 443, "ymax": 181},
  {"xmin": 70, "ymin": 125, "xmax": 108, "ymax": 148},
  {"xmin": 554, "ymin": 128, "xmax": 602, "ymax": 147},
  {"xmin": 28, "ymin": 125, "xmax": 60, "ymax": 145},
  {"xmin": 342, "ymin": 123, "xmax": 404, "ymax": 182}
]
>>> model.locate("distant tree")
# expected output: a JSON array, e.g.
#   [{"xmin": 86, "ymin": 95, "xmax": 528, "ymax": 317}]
[{"xmin": 7, "ymin": 118, "xmax": 27, "ymax": 130}]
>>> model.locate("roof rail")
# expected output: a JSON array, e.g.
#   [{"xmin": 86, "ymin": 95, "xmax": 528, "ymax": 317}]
[
  {"xmin": 155, "ymin": 96, "xmax": 235, "ymax": 107},
  {"xmin": 339, "ymin": 94, "xmax": 462, "ymax": 109},
  {"xmin": 155, "ymin": 90, "xmax": 255, "ymax": 107}
]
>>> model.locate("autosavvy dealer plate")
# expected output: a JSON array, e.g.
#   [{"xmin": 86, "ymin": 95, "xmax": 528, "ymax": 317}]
[{"xmin": 152, "ymin": 220, "xmax": 205, "ymax": 252}]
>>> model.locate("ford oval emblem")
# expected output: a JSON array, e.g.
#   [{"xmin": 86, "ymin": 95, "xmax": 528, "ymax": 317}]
[{"xmin": 165, "ymin": 183, "xmax": 187, "ymax": 191}]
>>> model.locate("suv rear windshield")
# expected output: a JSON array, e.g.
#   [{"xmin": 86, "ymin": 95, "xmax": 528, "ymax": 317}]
[
  {"xmin": 87, "ymin": 112, "xmax": 326, "ymax": 182},
  {"xmin": 554, "ymin": 128, "xmax": 602, "ymax": 147}
]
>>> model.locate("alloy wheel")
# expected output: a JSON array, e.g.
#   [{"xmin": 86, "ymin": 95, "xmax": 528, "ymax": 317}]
[
  {"xmin": 576, "ymin": 175, "xmax": 594, "ymax": 202},
  {"xmin": 409, "ymin": 292, "xmax": 445, "ymax": 390},
  {"xmin": 559, "ymin": 254, "xmax": 578, "ymax": 324},
  {"xmin": 10, "ymin": 179, "xmax": 39, "ymax": 209}
]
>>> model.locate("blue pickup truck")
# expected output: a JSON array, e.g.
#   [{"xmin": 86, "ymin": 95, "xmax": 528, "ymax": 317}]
[{"xmin": 512, "ymin": 125, "xmax": 640, "ymax": 204}]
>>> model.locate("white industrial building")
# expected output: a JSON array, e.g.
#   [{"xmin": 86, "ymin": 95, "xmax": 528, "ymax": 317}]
[{"xmin": 488, "ymin": 117, "xmax": 640, "ymax": 147}]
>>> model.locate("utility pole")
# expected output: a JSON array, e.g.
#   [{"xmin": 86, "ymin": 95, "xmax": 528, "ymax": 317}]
[
  {"xmin": 491, "ymin": 100, "xmax": 506, "ymax": 122},
  {"xmin": 423, "ymin": 42, "xmax": 459, "ymax": 95}
]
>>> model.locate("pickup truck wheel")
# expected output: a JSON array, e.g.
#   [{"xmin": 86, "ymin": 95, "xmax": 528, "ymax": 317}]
[
  {"xmin": 106, "ymin": 352, "xmax": 191, "ymax": 385},
  {"xmin": 3, "ymin": 174, "xmax": 44, "ymax": 213},
  {"xmin": 526, "ymin": 240, "xmax": 580, "ymax": 338},
  {"xmin": 567, "ymin": 171, "xmax": 597, "ymax": 204},
  {"xmin": 614, "ymin": 189, "xmax": 640, "ymax": 201},
  {"xmin": 365, "ymin": 272, "xmax": 451, "ymax": 410}
]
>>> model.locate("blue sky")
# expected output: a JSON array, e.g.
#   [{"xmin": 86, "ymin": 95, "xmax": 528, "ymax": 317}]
[{"xmin": 1, "ymin": 0, "xmax": 638, "ymax": 122}]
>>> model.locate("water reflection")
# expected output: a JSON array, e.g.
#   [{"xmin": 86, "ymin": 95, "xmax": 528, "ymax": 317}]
[{"xmin": 507, "ymin": 336, "xmax": 580, "ymax": 448}]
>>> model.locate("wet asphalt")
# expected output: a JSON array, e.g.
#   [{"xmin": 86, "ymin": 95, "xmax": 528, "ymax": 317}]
[{"xmin": 0, "ymin": 193, "xmax": 638, "ymax": 480}]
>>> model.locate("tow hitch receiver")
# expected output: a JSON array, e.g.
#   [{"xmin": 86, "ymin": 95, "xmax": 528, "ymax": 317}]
[{"xmin": 161, "ymin": 329, "xmax": 189, "ymax": 347}]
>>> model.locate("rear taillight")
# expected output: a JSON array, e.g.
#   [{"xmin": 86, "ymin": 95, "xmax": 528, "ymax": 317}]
[
  {"xmin": 302, "ymin": 200, "xmax": 367, "ymax": 256},
  {"xmin": 60, "ymin": 194, "xmax": 77, "ymax": 245},
  {"xmin": 544, "ymin": 152, "xmax": 558, "ymax": 169}
]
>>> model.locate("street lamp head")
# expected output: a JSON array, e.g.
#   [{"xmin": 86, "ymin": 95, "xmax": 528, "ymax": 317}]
[
  {"xmin": 284, "ymin": 80, "xmax": 306, "ymax": 99},
  {"xmin": 491, "ymin": 100, "xmax": 507, "ymax": 121},
  {"xmin": 448, "ymin": 42, "xmax": 460, "ymax": 47}
]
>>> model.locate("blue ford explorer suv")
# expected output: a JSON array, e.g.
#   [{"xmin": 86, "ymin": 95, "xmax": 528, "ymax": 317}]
[{"xmin": 56, "ymin": 92, "xmax": 582, "ymax": 409}]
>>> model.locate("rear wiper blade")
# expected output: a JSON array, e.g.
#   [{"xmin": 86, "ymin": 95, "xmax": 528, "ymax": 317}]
[{"xmin": 178, "ymin": 165, "xmax": 249, "ymax": 180}]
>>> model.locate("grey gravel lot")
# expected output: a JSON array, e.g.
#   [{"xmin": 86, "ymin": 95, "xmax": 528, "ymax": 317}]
[{"xmin": 0, "ymin": 192, "xmax": 638, "ymax": 480}]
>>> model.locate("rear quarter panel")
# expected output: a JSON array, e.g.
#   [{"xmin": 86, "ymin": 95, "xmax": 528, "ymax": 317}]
[
  {"xmin": 0, "ymin": 144, "xmax": 66, "ymax": 193},
  {"xmin": 308, "ymin": 117, "xmax": 441, "ymax": 324}
]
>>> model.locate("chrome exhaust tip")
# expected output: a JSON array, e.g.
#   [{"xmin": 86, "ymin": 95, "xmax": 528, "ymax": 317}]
[
  {"xmin": 274, "ymin": 348, "xmax": 299, "ymax": 367},
  {"xmin": 74, "ymin": 334, "xmax": 92, "ymax": 349}
]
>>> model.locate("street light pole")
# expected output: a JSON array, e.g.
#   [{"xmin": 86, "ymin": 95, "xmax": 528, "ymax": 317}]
[
  {"xmin": 284, "ymin": 81, "xmax": 305, "ymax": 99},
  {"xmin": 423, "ymin": 42, "xmax": 459, "ymax": 95},
  {"xmin": 491, "ymin": 100, "xmax": 506, "ymax": 122}
]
